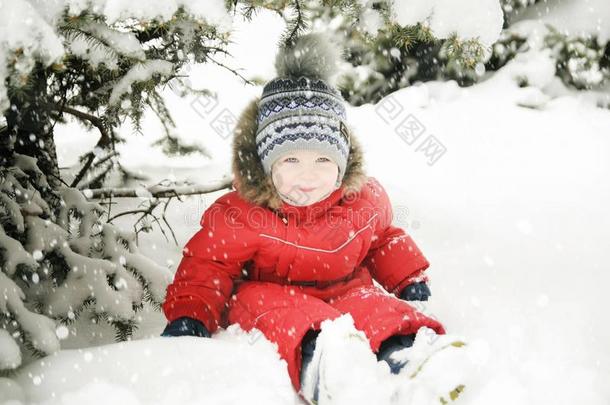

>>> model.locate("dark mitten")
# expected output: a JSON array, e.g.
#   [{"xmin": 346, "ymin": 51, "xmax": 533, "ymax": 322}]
[
  {"xmin": 400, "ymin": 281, "xmax": 431, "ymax": 301},
  {"xmin": 161, "ymin": 316, "xmax": 211, "ymax": 338}
]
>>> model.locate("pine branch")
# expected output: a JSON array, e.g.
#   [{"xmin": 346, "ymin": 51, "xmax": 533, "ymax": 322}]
[
  {"xmin": 281, "ymin": 0, "xmax": 309, "ymax": 48},
  {"xmin": 46, "ymin": 171, "xmax": 72, "ymax": 188},
  {"xmin": 287, "ymin": 0, "xmax": 305, "ymax": 46},
  {"xmin": 76, "ymin": 159, "xmax": 115, "ymax": 190},
  {"xmin": 134, "ymin": 24, "xmax": 170, "ymax": 43},
  {"xmin": 90, "ymin": 151, "xmax": 119, "ymax": 170},
  {"xmin": 146, "ymin": 89, "xmax": 176, "ymax": 138},
  {"xmin": 85, "ymin": 175, "xmax": 233, "ymax": 199},
  {"xmin": 112, "ymin": 319, "xmax": 137, "ymax": 341},
  {"xmin": 47, "ymin": 104, "xmax": 114, "ymax": 187}
]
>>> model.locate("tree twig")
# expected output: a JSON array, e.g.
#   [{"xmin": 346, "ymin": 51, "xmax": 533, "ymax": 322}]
[
  {"xmin": 161, "ymin": 197, "xmax": 178, "ymax": 244},
  {"xmin": 84, "ymin": 175, "xmax": 233, "ymax": 199},
  {"xmin": 206, "ymin": 55, "xmax": 254, "ymax": 86},
  {"xmin": 114, "ymin": 197, "xmax": 179, "ymax": 245}
]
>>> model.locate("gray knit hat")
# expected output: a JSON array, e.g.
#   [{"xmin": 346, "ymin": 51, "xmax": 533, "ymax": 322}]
[{"xmin": 255, "ymin": 33, "xmax": 350, "ymax": 184}]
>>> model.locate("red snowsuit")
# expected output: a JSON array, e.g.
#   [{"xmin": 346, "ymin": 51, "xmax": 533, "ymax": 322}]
[{"xmin": 162, "ymin": 177, "xmax": 445, "ymax": 391}]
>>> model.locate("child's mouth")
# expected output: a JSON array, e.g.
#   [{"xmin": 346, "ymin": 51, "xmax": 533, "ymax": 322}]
[{"xmin": 299, "ymin": 187, "xmax": 317, "ymax": 192}]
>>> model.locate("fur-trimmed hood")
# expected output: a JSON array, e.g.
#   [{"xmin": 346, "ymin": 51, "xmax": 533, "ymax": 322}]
[{"xmin": 231, "ymin": 97, "xmax": 368, "ymax": 210}]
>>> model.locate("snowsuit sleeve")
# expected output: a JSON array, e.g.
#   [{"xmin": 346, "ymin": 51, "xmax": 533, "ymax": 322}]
[
  {"xmin": 162, "ymin": 194, "xmax": 258, "ymax": 333},
  {"xmin": 360, "ymin": 179, "xmax": 430, "ymax": 297}
]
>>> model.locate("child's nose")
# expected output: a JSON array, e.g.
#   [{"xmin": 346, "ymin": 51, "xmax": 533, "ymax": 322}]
[
  {"xmin": 299, "ymin": 168, "xmax": 318, "ymax": 181},
  {"xmin": 297, "ymin": 164, "xmax": 321, "ymax": 180}
]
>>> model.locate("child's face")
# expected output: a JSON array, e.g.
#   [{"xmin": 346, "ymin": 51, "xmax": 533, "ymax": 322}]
[{"xmin": 271, "ymin": 149, "xmax": 339, "ymax": 206}]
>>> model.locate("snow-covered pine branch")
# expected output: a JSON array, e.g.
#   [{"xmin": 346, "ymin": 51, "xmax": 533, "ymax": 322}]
[{"xmin": 0, "ymin": 154, "xmax": 172, "ymax": 372}]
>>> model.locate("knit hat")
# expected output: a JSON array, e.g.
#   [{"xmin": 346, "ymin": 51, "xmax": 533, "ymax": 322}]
[{"xmin": 255, "ymin": 33, "xmax": 350, "ymax": 185}]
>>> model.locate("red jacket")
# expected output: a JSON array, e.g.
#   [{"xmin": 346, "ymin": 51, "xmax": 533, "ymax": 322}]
[{"xmin": 163, "ymin": 177, "xmax": 430, "ymax": 334}]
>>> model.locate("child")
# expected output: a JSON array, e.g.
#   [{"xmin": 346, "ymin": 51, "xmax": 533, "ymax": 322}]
[{"xmin": 161, "ymin": 34, "xmax": 446, "ymax": 403}]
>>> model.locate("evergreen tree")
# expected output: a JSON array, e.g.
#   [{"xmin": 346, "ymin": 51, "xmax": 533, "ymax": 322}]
[{"xmin": 0, "ymin": 0, "xmax": 246, "ymax": 373}]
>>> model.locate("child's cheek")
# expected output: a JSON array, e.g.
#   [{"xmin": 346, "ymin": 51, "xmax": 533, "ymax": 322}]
[{"xmin": 272, "ymin": 166, "xmax": 296, "ymax": 193}]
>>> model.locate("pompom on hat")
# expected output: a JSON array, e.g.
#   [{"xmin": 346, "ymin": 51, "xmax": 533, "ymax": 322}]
[{"xmin": 255, "ymin": 33, "xmax": 350, "ymax": 185}]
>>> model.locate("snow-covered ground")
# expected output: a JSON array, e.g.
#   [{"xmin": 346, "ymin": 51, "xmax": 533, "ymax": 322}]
[{"xmin": 5, "ymin": 8, "xmax": 610, "ymax": 405}]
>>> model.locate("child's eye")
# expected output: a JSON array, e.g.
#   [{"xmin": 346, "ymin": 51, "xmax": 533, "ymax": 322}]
[
  {"xmin": 284, "ymin": 157, "xmax": 298, "ymax": 163},
  {"xmin": 317, "ymin": 157, "xmax": 331, "ymax": 162}
]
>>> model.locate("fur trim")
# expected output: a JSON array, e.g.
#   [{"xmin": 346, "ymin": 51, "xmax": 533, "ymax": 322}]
[{"xmin": 231, "ymin": 97, "xmax": 368, "ymax": 210}]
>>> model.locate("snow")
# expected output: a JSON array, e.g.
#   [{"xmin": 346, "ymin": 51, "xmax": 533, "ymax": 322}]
[
  {"xmin": 0, "ymin": 226, "xmax": 38, "ymax": 275},
  {"xmin": 359, "ymin": 8, "xmax": 385, "ymax": 35},
  {"xmin": 391, "ymin": 327, "xmax": 481, "ymax": 405},
  {"xmin": 300, "ymin": 314, "xmax": 395, "ymax": 404},
  {"xmin": 353, "ymin": 68, "xmax": 610, "ymax": 404},
  {"xmin": 0, "ymin": 0, "xmax": 65, "ymax": 112},
  {"xmin": 79, "ymin": 22, "xmax": 145, "ymax": 61},
  {"xmin": 99, "ymin": 223, "xmax": 172, "ymax": 303},
  {"xmin": 0, "ymin": 271, "xmax": 60, "ymax": 359},
  {"xmin": 109, "ymin": 60, "xmax": 174, "ymax": 105},
  {"xmin": 0, "ymin": 329, "xmax": 21, "ymax": 370},
  {"xmin": 4, "ymin": 4, "xmax": 610, "ymax": 405},
  {"xmin": 390, "ymin": 0, "xmax": 504, "ymax": 46},
  {"xmin": 89, "ymin": 0, "xmax": 233, "ymax": 29},
  {"xmin": 500, "ymin": 18, "xmax": 609, "ymax": 90},
  {"xmin": 13, "ymin": 325, "xmax": 299, "ymax": 405},
  {"xmin": 512, "ymin": 0, "xmax": 610, "ymax": 43}
]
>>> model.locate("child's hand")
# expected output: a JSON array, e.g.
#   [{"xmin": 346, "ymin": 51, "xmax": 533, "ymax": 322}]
[
  {"xmin": 399, "ymin": 281, "xmax": 431, "ymax": 301},
  {"xmin": 161, "ymin": 316, "xmax": 211, "ymax": 338}
]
